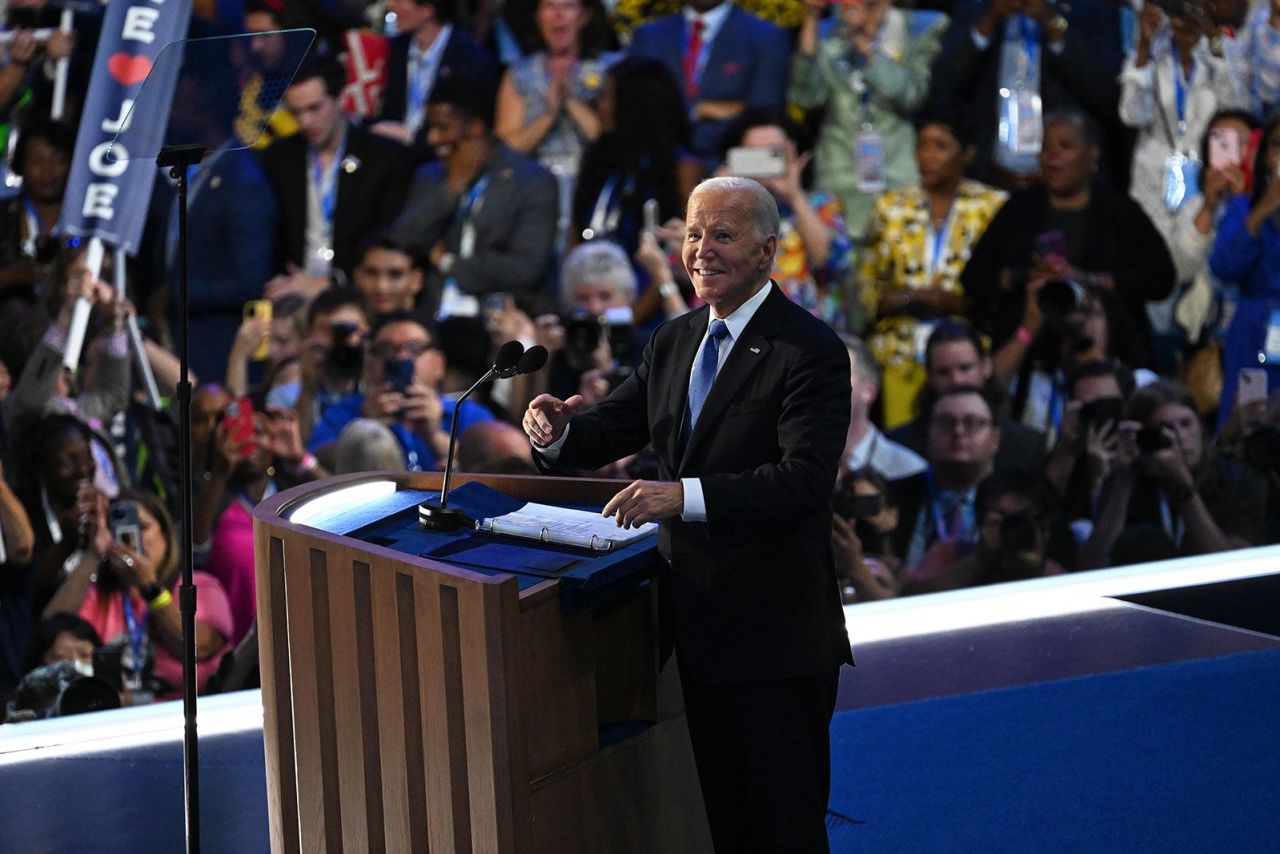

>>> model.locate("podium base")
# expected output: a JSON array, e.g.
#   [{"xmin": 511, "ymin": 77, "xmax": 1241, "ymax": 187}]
[{"xmin": 418, "ymin": 499, "xmax": 472, "ymax": 531}]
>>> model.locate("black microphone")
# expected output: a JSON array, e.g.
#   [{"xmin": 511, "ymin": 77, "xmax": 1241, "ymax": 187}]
[
  {"xmin": 419, "ymin": 340, "xmax": 527, "ymax": 530},
  {"xmin": 497, "ymin": 344, "xmax": 549, "ymax": 378}
]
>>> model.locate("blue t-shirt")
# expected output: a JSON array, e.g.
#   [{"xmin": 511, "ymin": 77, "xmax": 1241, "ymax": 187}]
[{"xmin": 307, "ymin": 392, "xmax": 495, "ymax": 470}]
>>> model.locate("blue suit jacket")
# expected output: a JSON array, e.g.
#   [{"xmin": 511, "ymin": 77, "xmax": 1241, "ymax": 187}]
[{"xmin": 630, "ymin": 5, "xmax": 791, "ymax": 160}]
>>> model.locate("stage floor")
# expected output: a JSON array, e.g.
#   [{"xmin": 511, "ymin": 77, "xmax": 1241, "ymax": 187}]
[{"xmin": 2, "ymin": 548, "xmax": 1279, "ymax": 852}]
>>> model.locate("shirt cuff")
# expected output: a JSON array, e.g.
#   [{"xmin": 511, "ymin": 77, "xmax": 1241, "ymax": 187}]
[
  {"xmin": 531, "ymin": 422, "xmax": 570, "ymax": 462},
  {"xmin": 681, "ymin": 477, "xmax": 706, "ymax": 522},
  {"xmin": 970, "ymin": 27, "xmax": 992, "ymax": 51}
]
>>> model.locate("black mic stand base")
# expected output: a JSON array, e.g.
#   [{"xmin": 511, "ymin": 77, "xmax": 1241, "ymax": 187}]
[{"xmin": 418, "ymin": 499, "xmax": 472, "ymax": 531}]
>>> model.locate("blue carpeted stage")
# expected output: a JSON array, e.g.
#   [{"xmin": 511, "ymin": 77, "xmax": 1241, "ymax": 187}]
[{"xmin": 2, "ymin": 546, "xmax": 1280, "ymax": 852}]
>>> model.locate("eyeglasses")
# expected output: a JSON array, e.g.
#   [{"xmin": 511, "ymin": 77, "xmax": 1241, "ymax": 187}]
[
  {"xmin": 930, "ymin": 414, "xmax": 993, "ymax": 434},
  {"xmin": 371, "ymin": 341, "xmax": 434, "ymax": 360}
]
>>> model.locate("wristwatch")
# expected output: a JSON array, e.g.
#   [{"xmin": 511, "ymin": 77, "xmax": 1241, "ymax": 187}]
[{"xmin": 138, "ymin": 581, "xmax": 163, "ymax": 601}]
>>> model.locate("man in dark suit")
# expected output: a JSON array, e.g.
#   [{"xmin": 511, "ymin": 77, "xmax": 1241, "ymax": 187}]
[
  {"xmin": 371, "ymin": 0, "xmax": 499, "ymax": 158},
  {"xmin": 259, "ymin": 56, "xmax": 412, "ymax": 286},
  {"xmin": 629, "ymin": 0, "xmax": 791, "ymax": 166},
  {"xmin": 390, "ymin": 77, "xmax": 558, "ymax": 317},
  {"xmin": 523, "ymin": 177, "xmax": 852, "ymax": 851}
]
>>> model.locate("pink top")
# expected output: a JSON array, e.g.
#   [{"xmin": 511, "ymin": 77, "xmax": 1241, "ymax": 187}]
[
  {"xmin": 79, "ymin": 570, "xmax": 234, "ymax": 697},
  {"xmin": 205, "ymin": 497, "xmax": 258, "ymax": 648}
]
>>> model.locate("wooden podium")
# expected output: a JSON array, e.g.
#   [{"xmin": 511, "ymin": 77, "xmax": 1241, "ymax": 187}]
[{"xmin": 252, "ymin": 471, "xmax": 711, "ymax": 853}]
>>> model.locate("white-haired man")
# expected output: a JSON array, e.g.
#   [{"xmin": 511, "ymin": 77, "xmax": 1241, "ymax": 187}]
[{"xmin": 523, "ymin": 177, "xmax": 853, "ymax": 852}]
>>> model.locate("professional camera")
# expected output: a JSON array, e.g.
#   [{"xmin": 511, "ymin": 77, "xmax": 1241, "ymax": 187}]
[
  {"xmin": 1036, "ymin": 278, "xmax": 1087, "ymax": 325},
  {"xmin": 325, "ymin": 320, "xmax": 364, "ymax": 380},
  {"xmin": 7, "ymin": 660, "xmax": 121, "ymax": 721},
  {"xmin": 1136, "ymin": 425, "xmax": 1174, "ymax": 455},
  {"xmin": 832, "ymin": 475, "xmax": 882, "ymax": 520},
  {"xmin": 562, "ymin": 307, "xmax": 636, "ymax": 367}
]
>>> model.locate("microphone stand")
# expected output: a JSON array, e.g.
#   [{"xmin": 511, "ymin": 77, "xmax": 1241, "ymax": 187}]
[
  {"xmin": 156, "ymin": 141, "xmax": 206, "ymax": 854},
  {"xmin": 418, "ymin": 356, "xmax": 517, "ymax": 530}
]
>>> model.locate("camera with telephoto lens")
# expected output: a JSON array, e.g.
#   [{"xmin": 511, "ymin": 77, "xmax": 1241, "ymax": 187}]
[
  {"xmin": 562, "ymin": 307, "xmax": 636, "ymax": 366},
  {"xmin": 8, "ymin": 660, "xmax": 121, "ymax": 721},
  {"xmin": 326, "ymin": 321, "xmax": 364, "ymax": 379},
  {"xmin": 832, "ymin": 475, "xmax": 883, "ymax": 519},
  {"xmin": 1036, "ymin": 278, "xmax": 1087, "ymax": 325}
]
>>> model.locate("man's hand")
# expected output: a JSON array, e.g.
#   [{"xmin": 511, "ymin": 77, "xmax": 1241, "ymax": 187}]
[
  {"xmin": 523, "ymin": 393, "xmax": 584, "ymax": 447},
  {"xmin": 263, "ymin": 263, "xmax": 329, "ymax": 302},
  {"xmin": 602, "ymin": 480, "xmax": 683, "ymax": 528}
]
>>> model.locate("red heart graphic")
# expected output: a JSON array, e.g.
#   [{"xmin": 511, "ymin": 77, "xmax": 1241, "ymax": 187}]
[{"xmin": 107, "ymin": 53, "xmax": 153, "ymax": 86}]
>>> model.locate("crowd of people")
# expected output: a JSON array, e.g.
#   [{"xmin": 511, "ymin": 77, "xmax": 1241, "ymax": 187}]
[{"xmin": 0, "ymin": 0, "xmax": 1279, "ymax": 719}]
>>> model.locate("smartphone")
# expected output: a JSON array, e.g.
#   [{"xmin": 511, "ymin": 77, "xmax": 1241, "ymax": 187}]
[
  {"xmin": 1207, "ymin": 127, "xmax": 1243, "ymax": 172},
  {"xmin": 222, "ymin": 397, "xmax": 256, "ymax": 458},
  {"xmin": 643, "ymin": 198, "xmax": 660, "ymax": 234},
  {"xmin": 243, "ymin": 300, "xmax": 272, "ymax": 361},
  {"xmin": 1238, "ymin": 367, "xmax": 1268, "ymax": 407},
  {"xmin": 726, "ymin": 145, "xmax": 786, "ymax": 179},
  {"xmin": 1034, "ymin": 230, "xmax": 1068, "ymax": 260},
  {"xmin": 384, "ymin": 357, "xmax": 414, "ymax": 392},
  {"xmin": 108, "ymin": 501, "xmax": 140, "ymax": 550}
]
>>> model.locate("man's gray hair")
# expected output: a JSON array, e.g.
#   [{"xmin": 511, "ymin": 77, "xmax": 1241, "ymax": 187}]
[
  {"xmin": 559, "ymin": 240, "xmax": 638, "ymax": 308},
  {"xmin": 693, "ymin": 176, "xmax": 780, "ymax": 243}
]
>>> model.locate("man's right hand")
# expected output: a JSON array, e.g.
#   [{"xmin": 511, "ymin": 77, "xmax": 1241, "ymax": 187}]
[{"xmin": 523, "ymin": 393, "xmax": 585, "ymax": 447}]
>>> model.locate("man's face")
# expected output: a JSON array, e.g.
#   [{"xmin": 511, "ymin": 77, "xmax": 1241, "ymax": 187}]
[
  {"xmin": 569, "ymin": 280, "xmax": 629, "ymax": 316},
  {"xmin": 425, "ymin": 104, "xmax": 467, "ymax": 162},
  {"xmin": 1151, "ymin": 402, "xmax": 1203, "ymax": 469},
  {"xmin": 44, "ymin": 631, "xmax": 95, "ymax": 667},
  {"xmin": 372, "ymin": 320, "xmax": 442, "ymax": 387},
  {"xmin": 928, "ymin": 392, "xmax": 1000, "ymax": 468},
  {"xmin": 682, "ymin": 187, "xmax": 775, "ymax": 317},
  {"xmin": 927, "ymin": 340, "xmax": 987, "ymax": 392},
  {"xmin": 284, "ymin": 78, "xmax": 344, "ymax": 149},
  {"xmin": 355, "ymin": 247, "xmax": 423, "ymax": 316}
]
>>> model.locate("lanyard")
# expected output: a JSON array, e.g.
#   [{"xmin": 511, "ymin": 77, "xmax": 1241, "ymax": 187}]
[
  {"xmin": 925, "ymin": 468, "xmax": 972, "ymax": 543},
  {"xmin": 923, "ymin": 202, "xmax": 956, "ymax": 280},
  {"xmin": 309, "ymin": 135, "xmax": 346, "ymax": 228},
  {"xmin": 456, "ymin": 174, "xmax": 490, "ymax": 260},
  {"xmin": 1158, "ymin": 492, "xmax": 1186, "ymax": 547},
  {"xmin": 1173, "ymin": 55, "xmax": 1194, "ymax": 139},
  {"xmin": 121, "ymin": 593, "xmax": 148, "ymax": 680},
  {"xmin": 589, "ymin": 173, "xmax": 622, "ymax": 236},
  {"xmin": 21, "ymin": 197, "xmax": 43, "ymax": 256}
]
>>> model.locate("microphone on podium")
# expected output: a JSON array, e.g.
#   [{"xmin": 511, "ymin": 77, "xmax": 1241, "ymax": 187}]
[{"xmin": 418, "ymin": 340, "xmax": 547, "ymax": 530}]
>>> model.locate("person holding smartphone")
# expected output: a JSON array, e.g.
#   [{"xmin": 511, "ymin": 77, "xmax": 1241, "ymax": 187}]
[{"xmin": 1210, "ymin": 117, "xmax": 1280, "ymax": 428}]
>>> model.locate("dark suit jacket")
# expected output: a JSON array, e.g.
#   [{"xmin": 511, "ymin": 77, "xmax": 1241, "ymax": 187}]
[
  {"xmin": 390, "ymin": 143, "xmax": 558, "ymax": 312},
  {"xmin": 544, "ymin": 284, "xmax": 854, "ymax": 685},
  {"xmin": 629, "ymin": 5, "xmax": 790, "ymax": 160},
  {"xmin": 258, "ymin": 125, "xmax": 413, "ymax": 279},
  {"xmin": 927, "ymin": 0, "xmax": 1127, "ymax": 188},
  {"xmin": 379, "ymin": 29, "xmax": 499, "ymax": 156}
]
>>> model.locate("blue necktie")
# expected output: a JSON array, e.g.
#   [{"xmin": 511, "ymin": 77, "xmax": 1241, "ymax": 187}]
[{"xmin": 686, "ymin": 319, "xmax": 730, "ymax": 435}]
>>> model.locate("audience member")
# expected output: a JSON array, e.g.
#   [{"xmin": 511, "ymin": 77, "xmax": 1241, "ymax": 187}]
[
  {"xmin": 352, "ymin": 235, "xmax": 427, "ymax": 322},
  {"xmin": 887, "ymin": 321, "xmax": 1046, "ymax": 474},
  {"xmin": 259, "ymin": 56, "xmax": 412, "ymax": 290},
  {"xmin": 929, "ymin": 0, "xmax": 1125, "ymax": 190},
  {"xmin": 373, "ymin": 0, "xmax": 500, "ymax": 153},
  {"xmin": 1080, "ymin": 379, "xmax": 1266, "ymax": 568},
  {"xmin": 456, "ymin": 419, "xmax": 537, "ymax": 472},
  {"xmin": 573, "ymin": 56, "xmax": 697, "ymax": 255},
  {"xmin": 495, "ymin": 0, "xmax": 621, "ymax": 243},
  {"xmin": 333, "ymin": 418, "xmax": 410, "ymax": 475},
  {"xmin": 861, "ymin": 105, "xmax": 1008, "ymax": 423},
  {"xmin": 24, "ymin": 612, "xmax": 100, "ymax": 673},
  {"xmin": 391, "ymin": 76, "xmax": 559, "ymax": 318},
  {"xmin": 286, "ymin": 289, "xmax": 372, "ymax": 444},
  {"xmin": 309, "ymin": 312, "xmax": 496, "ymax": 470},
  {"xmin": 629, "ymin": 0, "xmax": 791, "ymax": 166},
  {"xmin": 962, "ymin": 110, "xmax": 1176, "ymax": 367},
  {"xmin": 1239, "ymin": 0, "xmax": 1280, "ymax": 118},
  {"xmin": 721, "ymin": 110, "xmax": 855, "ymax": 328},
  {"xmin": 841, "ymin": 334, "xmax": 927, "ymax": 482},
  {"xmin": 902, "ymin": 470, "xmax": 1065, "ymax": 594},
  {"xmin": 42, "ymin": 489, "xmax": 231, "ymax": 698},
  {"xmin": 0, "ymin": 120, "xmax": 74, "ymax": 297},
  {"xmin": 0, "ymin": 458, "xmax": 36, "ymax": 698},
  {"xmin": 1209, "ymin": 117, "xmax": 1280, "ymax": 425},
  {"xmin": 237, "ymin": 0, "xmax": 301, "ymax": 149},
  {"xmin": 890, "ymin": 384, "xmax": 1003, "ymax": 570},
  {"xmin": 790, "ymin": 0, "xmax": 947, "ymax": 243},
  {"xmin": 831, "ymin": 467, "xmax": 902, "ymax": 602}
]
